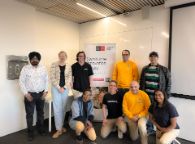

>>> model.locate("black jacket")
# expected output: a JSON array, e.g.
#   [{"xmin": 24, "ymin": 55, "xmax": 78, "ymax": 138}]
[{"xmin": 140, "ymin": 64, "xmax": 171, "ymax": 98}]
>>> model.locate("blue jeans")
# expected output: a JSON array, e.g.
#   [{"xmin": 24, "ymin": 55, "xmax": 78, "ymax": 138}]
[
  {"xmin": 52, "ymin": 86, "xmax": 69, "ymax": 130},
  {"xmin": 147, "ymin": 120, "xmax": 154, "ymax": 133},
  {"xmin": 147, "ymin": 94, "xmax": 154, "ymax": 133}
]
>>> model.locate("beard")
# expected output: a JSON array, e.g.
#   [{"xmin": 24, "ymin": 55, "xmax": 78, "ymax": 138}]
[{"xmin": 31, "ymin": 61, "xmax": 39, "ymax": 66}]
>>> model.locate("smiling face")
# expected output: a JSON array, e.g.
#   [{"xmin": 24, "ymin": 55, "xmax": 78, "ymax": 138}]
[
  {"xmin": 83, "ymin": 90, "xmax": 92, "ymax": 102},
  {"xmin": 154, "ymin": 90, "xmax": 165, "ymax": 104},
  {"xmin": 108, "ymin": 81, "xmax": 117, "ymax": 94},
  {"xmin": 130, "ymin": 81, "xmax": 139, "ymax": 94}
]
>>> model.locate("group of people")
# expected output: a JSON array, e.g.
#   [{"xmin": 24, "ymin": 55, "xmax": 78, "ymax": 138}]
[{"xmin": 19, "ymin": 49, "xmax": 180, "ymax": 144}]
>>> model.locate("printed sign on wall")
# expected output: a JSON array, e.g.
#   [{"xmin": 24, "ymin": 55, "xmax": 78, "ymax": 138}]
[{"xmin": 85, "ymin": 43, "xmax": 116, "ymax": 87}]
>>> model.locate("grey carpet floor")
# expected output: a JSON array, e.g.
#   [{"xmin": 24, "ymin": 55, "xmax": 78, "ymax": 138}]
[{"xmin": 0, "ymin": 122, "xmax": 194, "ymax": 144}]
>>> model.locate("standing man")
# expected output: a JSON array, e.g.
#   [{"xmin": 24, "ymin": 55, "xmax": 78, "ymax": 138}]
[
  {"xmin": 140, "ymin": 51, "xmax": 171, "ymax": 134},
  {"xmin": 112, "ymin": 49, "xmax": 139, "ymax": 94},
  {"xmin": 19, "ymin": 51, "xmax": 48, "ymax": 141},
  {"xmin": 101, "ymin": 80, "xmax": 127, "ymax": 139},
  {"xmin": 123, "ymin": 81, "xmax": 151, "ymax": 144},
  {"xmin": 72, "ymin": 51, "xmax": 93, "ymax": 92}
]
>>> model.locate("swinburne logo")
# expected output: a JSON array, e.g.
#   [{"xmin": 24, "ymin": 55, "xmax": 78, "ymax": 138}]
[{"xmin": 96, "ymin": 46, "xmax": 105, "ymax": 51}]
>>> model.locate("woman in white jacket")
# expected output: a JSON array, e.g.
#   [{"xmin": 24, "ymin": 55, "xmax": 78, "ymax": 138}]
[{"xmin": 50, "ymin": 51, "xmax": 72, "ymax": 138}]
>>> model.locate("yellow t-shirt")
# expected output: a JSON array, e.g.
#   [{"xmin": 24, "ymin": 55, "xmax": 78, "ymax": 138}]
[{"xmin": 112, "ymin": 60, "xmax": 139, "ymax": 88}]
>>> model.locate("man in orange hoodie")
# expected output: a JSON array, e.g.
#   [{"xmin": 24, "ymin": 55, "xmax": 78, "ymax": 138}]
[
  {"xmin": 112, "ymin": 50, "xmax": 139, "ymax": 95},
  {"xmin": 123, "ymin": 81, "xmax": 151, "ymax": 144}
]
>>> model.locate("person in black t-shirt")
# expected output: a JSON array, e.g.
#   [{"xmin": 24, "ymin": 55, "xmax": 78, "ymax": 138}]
[
  {"xmin": 149, "ymin": 90, "xmax": 180, "ymax": 144},
  {"xmin": 101, "ymin": 80, "xmax": 127, "ymax": 139},
  {"xmin": 72, "ymin": 51, "xmax": 93, "ymax": 92}
]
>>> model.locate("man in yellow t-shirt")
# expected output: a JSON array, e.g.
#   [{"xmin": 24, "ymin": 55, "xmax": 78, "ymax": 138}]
[
  {"xmin": 123, "ymin": 81, "xmax": 151, "ymax": 144},
  {"xmin": 112, "ymin": 50, "xmax": 139, "ymax": 95}
]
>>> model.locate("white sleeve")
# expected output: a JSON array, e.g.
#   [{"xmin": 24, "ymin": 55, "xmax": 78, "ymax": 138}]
[
  {"xmin": 44, "ymin": 66, "xmax": 49, "ymax": 92},
  {"xmin": 19, "ymin": 67, "xmax": 28, "ymax": 95}
]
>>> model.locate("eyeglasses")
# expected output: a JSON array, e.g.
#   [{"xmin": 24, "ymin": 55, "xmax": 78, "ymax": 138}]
[{"xmin": 122, "ymin": 54, "xmax": 129, "ymax": 56}]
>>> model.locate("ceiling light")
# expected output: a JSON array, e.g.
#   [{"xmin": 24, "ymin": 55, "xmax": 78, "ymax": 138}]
[
  {"xmin": 110, "ymin": 18, "xmax": 127, "ymax": 27},
  {"xmin": 76, "ymin": 2, "xmax": 126, "ymax": 27},
  {"xmin": 76, "ymin": 2, "xmax": 106, "ymax": 17}
]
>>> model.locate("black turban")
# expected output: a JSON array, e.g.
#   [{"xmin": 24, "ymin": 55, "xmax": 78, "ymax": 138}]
[{"xmin": 28, "ymin": 51, "xmax": 41, "ymax": 61}]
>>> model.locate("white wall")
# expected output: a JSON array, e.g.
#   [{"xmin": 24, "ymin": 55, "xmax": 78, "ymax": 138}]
[
  {"xmin": 0, "ymin": 1, "xmax": 194, "ymax": 142},
  {"xmin": 79, "ymin": 5, "xmax": 195, "ymax": 142},
  {"xmin": 79, "ymin": 5, "xmax": 169, "ymax": 71},
  {"xmin": 0, "ymin": 0, "xmax": 79, "ymax": 137},
  {"xmin": 169, "ymin": 98, "xmax": 195, "ymax": 142}
]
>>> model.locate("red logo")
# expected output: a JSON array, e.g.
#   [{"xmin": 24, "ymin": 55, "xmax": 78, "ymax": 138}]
[
  {"xmin": 96, "ymin": 46, "xmax": 105, "ymax": 51},
  {"xmin": 93, "ymin": 78, "xmax": 104, "ymax": 81}
]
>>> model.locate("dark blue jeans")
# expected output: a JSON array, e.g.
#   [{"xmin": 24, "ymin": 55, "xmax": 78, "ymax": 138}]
[
  {"xmin": 24, "ymin": 91, "xmax": 45, "ymax": 133},
  {"xmin": 147, "ymin": 94, "xmax": 155, "ymax": 133}
]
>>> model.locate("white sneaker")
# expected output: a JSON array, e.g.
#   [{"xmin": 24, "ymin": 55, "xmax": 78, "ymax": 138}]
[{"xmin": 118, "ymin": 131, "xmax": 123, "ymax": 139}]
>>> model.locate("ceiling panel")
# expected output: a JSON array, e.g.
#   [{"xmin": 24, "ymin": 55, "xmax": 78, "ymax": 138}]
[{"xmin": 18, "ymin": 0, "xmax": 165, "ymax": 23}]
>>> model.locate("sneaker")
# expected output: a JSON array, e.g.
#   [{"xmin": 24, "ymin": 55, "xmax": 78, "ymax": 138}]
[
  {"xmin": 52, "ymin": 131, "xmax": 62, "ymax": 138},
  {"xmin": 118, "ymin": 131, "xmax": 123, "ymax": 139},
  {"xmin": 76, "ymin": 135, "xmax": 83, "ymax": 144},
  {"xmin": 147, "ymin": 130, "xmax": 156, "ymax": 136}
]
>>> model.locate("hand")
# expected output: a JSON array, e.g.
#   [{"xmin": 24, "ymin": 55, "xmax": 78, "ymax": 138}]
[
  {"xmin": 156, "ymin": 130, "xmax": 162, "ymax": 139},
  {"xmin": 70, "ymin": 82, "xmax": 73, "ymax": 88},
  {"xmin": 131, "ymin": 115, "xmax": 139, "ymax": 123},
  {"xmin": 159, "ymin": 127, "xmax": 167, "ymax": 133},
  {"xmin": 102, "ymin": 119, "xmax": 107, "ymax": 126},
  {"xmin": 58, "ymin": 87, "xmax": 65, "ymax": 93},
  {"xmin": 86, "ymin": 121, "xmax": 92, "ymax": 130},
  {"xmin": 25, "ymin": 93, "xmax": 33, "ymax": 102},
  {"xmin": 42, "ymin": 91, "xmax": 48, "ymax": 100}
]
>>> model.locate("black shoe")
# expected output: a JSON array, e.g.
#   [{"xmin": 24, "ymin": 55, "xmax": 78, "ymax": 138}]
[
  {"xmin": 89, "ymin": 141, "xmax": 97, "ymax": 144},
  {"xmin": 76, "ymin": 135, "xmax": 83, "ymax": 144},
  {"xmin": 147, "ymin": 129, "xmax": 156, "ymax": 136},
  {"xmin": 38, "ymin": 129, "xmax": 47, "ymax": 136},
  {"xmin": 28, "ymin": 132, "xmax": 34, "ymax": 141}
]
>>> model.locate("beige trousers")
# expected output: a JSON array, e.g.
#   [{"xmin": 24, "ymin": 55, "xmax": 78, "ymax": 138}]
[
  {"xmin": 126, "ymin": 117, "xmax": 148, "ymax": 144},
  {"xmin": 75, "ymin": 121, "xmax": 96, "ymax": 141},
  {"xmin": 156, "ymin": 129, "xmax": 180, "ymax": 144},
  {"xmin": 101, "ymin": 118, "xmax": 127, "ymax": 138}
]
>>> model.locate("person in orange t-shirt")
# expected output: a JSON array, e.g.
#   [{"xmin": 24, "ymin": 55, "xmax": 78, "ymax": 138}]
[
  {"xmin": 123, "ymin": 81, "xmax": 151, "ymax": 144},
  {"xmin": 112, "ymin": 49, "xmax": 139, "ymax": 96}
]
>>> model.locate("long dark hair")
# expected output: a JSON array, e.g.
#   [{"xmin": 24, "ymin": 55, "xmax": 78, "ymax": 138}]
[{"xmin": 153, "ymin": 90, "xmax": 168, "ymax": 108}]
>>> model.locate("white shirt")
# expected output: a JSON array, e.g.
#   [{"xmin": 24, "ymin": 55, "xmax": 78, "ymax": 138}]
[{"xmin": 19, "ymin": 64, "xmax": 48, "ymax": 95}]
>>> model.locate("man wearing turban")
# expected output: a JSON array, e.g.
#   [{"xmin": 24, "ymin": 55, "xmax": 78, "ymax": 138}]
[{"xmin": 19, "ymin": 51, "xmax": 48, "ymax": 141}]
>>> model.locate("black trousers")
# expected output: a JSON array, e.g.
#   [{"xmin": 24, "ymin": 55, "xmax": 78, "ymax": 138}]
[{"xmin": 24, "ymin": 91, "xmax": 45, "ymax": 133}]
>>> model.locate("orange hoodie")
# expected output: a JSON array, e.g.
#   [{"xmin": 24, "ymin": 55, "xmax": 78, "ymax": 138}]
[
  {"xmin": 123, "ymin": 90, "xmax": 151, "ymax": 119},
  {"xmin": 112, "ymin": 60, "xmax": 139, "ymax": 88}
]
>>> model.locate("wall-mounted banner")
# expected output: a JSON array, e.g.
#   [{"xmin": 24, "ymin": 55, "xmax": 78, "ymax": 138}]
[{"xmin": 85, "ymin": 43, "xmax": 116, "ymax": 87}]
